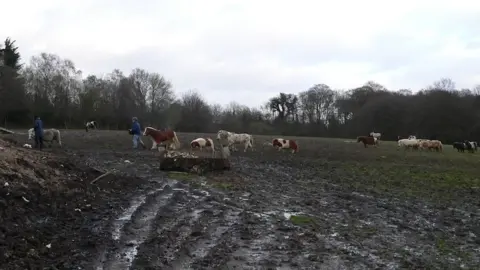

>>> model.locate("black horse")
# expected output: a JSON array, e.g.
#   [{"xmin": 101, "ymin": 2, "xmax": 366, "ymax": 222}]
[{"xmin": 453, "ymin": 142, "xmax": 466, "ymax": 152}]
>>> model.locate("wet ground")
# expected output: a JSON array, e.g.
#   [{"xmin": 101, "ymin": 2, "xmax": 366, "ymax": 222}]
[{"xmin": 1, "ymin": 130, "xmax": 479, "ymax": 269}]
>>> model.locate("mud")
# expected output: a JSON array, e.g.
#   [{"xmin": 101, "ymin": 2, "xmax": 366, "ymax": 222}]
[{"xmin": 1, "ymin": 130, "xmax": 479, "ymax": 269}]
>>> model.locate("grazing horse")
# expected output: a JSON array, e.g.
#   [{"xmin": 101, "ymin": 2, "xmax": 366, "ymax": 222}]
[
  {"xmin": 464, "ymin": 140, "xmax": 476, "ymax": 153},
  {"xmin": 272, "ymin": 138, "xmax": 298, "ymax": 153},
  {"xmin": 418, "ymin": 139, "xmax": 443, "ymax": 152},
  {"xmin": 429, "ymin": 140, "xmax": 443, "ymax": 152},
  {"xmin": 453, "ymin": 142, "xmax": 467, "ymax": 152},
  {"xmin": 85, "ymin": 121, "xmax": 97, "ymax": 132},
  {"xmin": 216, "ymin": 130, "xmax": 254, "ymax": 152},
  {"xmin": 28, "ymin": 128, "xmax": 62, "ymax": 147},
  {"xmin": 357, "ymin": 136, "xmax": 378, "ymax": 148},
  {"xmin": 190, "ymin": 138, "xmax": 215, "ymax": 157},
  {"xmin": 466, "ymin": 141, "xmax": 478, "ymax": 152},
  {"xmin": 397, "ymin": 138, "xmax": 419, "ymax": 150},
  {"xmin": 142, "ymin": 127, "xmax": 180, "ymax": 151}
]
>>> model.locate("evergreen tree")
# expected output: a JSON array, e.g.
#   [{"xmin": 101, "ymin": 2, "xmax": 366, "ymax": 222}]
[
  {"xmin": 1, "ymin": 38, "xmax": 22, "ymax": 70},
  {"xmin": 0, "ymin": 37, "xmax": 28, "ymax": 126}
]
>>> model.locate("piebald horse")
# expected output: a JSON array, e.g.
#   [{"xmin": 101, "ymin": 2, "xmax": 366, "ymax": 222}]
[
  {"xmin": 85, "ymin": 121, "xmax": 97, "ymax": 132},
  {"xmin": 190, "ymin": 137, "xmax": 215, "ymax": 157}
]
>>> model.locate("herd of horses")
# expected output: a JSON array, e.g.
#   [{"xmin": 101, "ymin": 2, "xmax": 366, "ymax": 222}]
[
  {"xmin": 24, "ymin": 123, "xmax": 479, "ymax": 156},
  {"xmin": 452, "ymin": 141, "xmax": 479, "ymax": 153},
  {"xmin": 126, "ymin": 126, "xmax": 299, "ymax": 156},
  {"xmin": 356, "ymin": 132, "xmax": 478, "ymax": 153}
]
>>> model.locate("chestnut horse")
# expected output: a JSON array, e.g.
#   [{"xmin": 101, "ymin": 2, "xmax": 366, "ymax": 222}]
[
  {"xmin": 143, "ymin": 127, "xmax": 181, "ymax": 151},
  {"xmin": 357, "ymin": 136, "xmax": 378, "ymax": 148}
]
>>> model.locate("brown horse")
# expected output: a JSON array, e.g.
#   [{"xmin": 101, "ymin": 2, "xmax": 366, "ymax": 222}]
[
  {"xmin": 143, "ymin": 127, "xmax": 181, "ymax": 151},
  {"xmin": 357, "ymin": 136, "xmax": 378, "ymax": 148}
]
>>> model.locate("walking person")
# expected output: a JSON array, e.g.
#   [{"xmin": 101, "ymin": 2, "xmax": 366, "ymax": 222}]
[
  {"xmin": 131, "ymin": 117, "xmax": 146, "ymax": 149},
  {"xmin": 33, "ymin": 116, "xmax": 44, "ymax": 150}
]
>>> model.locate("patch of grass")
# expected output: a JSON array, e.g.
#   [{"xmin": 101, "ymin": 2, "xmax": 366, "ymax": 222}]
[
  {"xmin": 212, "ymin": 182, "xmax": 233, "ymax": 190},
  {"xmin": 167, "ymin": 171, "xmax": 196, "ymax": 181},
  {"xmin": 289, "ymin": 215, "xmax": 314, "ymax": 225},
  {"xmin": 167, "ymin": 171, "xmax": 203, "ymax": 188},
  {"xmin": 435, "ymin": 236, "xmax": 472, "ymax": 260},
  {"xmin": 355, "ymin": 226, "xmax": 378, "ymax": 239},
  {"xmin": 331, "ymin": 159, "xmax": 480, "ymax": 203}
]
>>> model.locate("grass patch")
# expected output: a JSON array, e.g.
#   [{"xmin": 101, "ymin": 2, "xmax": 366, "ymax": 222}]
[
  {"xmin": 435, "ymin": 236, "xmax": 472, "ymax": 260},
  {"xmin": 167, "ymin": 171, "xmax": 197, "ymax": 181},
  {"xmin": 331, "ymin": 160, "xmax": 480, "ymax": 203},
  {"xmin": 289, "ymin": 215, "xmax": 314, "ymax": 226},
  {"xmin": 167, "ymin": 171, "xmax": 203, "ymax": 188},
  {"xmin": 212, "ymin": 182, "xmax": 233, "ymax": 190}
]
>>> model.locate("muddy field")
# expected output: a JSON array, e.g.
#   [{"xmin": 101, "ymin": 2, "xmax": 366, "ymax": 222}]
[{"xmin": 1, "ymin": 130, "xmax": 480, "ymax": 269}]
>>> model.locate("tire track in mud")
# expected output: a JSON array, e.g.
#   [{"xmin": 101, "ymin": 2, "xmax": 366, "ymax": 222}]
[
  {"xmin": 96, "ymin": 179, "xmax": 179, "ymax": 270},
  {"xmin": 94, "ymin": 176, "xmax": 246, "ymax": 270},
  {"xmin": 174, "ymin": 205, "xmax": 241, "ymax": 269},
  {"xmin": 132, "ymin": 187, "xmax": 243, "ymax": 269}
]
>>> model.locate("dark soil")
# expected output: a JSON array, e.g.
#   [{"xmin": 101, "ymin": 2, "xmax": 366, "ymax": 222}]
[{"xmin": 1, "ymin": 130, "xmax": 479, "ymax": 269}]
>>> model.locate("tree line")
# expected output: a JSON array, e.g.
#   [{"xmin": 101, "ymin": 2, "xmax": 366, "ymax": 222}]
[{"xmin": 1, "ymin": 37, "xmax": 480, "ymax": 143}]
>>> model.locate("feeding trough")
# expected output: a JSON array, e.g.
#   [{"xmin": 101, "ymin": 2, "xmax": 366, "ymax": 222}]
[{"xmin": 159, "ymin": 146, "xmax": 231, "ymax": 174}]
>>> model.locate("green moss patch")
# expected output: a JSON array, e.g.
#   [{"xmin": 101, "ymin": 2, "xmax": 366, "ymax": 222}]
[
  {"xmin": 289, "ymin": 215, "xmax": 314, "ymax": 226},
  {"xmin": 167, "ymin": 171, "xmax": 197, "ymax": 181},
  {"xmin": 212, "ymin": 182, "xmax": 233, "ymax": 190}
]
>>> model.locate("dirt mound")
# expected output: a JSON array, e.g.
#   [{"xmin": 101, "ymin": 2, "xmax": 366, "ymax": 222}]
[{"xmin": 0, "ymin": 139, "xmax": 148, "ymax": 269}]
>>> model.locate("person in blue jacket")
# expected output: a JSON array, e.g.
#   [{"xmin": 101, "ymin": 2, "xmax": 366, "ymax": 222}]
[
  {"xmin": 33, "ymin": 116, "xmax": 44, "ymax": 150},
  {"xmin": 131, "ymin": 117, "xmax": 146, "ymax": 149}
]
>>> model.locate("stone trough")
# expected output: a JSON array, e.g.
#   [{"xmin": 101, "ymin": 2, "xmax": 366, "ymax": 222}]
[{"xmin": 159, "ymin": 147, "xmax": 231, "ymax": 174}]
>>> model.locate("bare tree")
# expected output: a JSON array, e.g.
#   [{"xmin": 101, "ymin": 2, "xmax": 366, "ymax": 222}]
[
  {"xmin": 177, "ymin": 90, "xmax": 213, "ymax": 132},
  {"xmin": 430, "ymin": 77, "xmax": 456, "ymax": 91}
]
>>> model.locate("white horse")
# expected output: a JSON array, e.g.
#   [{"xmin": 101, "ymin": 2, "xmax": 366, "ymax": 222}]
[
  {"xmin": 28, "ymin": 128, "xmax": 62, "ymax": 147},
  {"xmin": 398, "ymin": 138, "xmax": 418, "ymax": 150},
  {"xmin": 216, "ymin": 130, "xmax": 254, "ymax": 152},
  {"xmin": 369, "ymin": 132, "xmax": 381, "ymax": 139}
]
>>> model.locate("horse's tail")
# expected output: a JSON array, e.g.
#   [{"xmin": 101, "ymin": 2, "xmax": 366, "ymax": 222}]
[
  {"xmin": 172, "ymin": 131, "xmax": 181, "ymax": 148},
  {"xmin": 249, "ymin": 135, "xmax": 254, "ymax": 150}
]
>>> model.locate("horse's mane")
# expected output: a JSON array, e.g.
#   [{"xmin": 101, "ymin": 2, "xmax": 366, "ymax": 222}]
[{"xmin": 144, "ymin": 126, "xmax": 158, "ymax": 132}]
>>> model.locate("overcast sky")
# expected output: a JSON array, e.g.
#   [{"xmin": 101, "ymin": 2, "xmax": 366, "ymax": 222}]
[{"xmin": 3, "ymin": 0, "xmax": 480, "ymax": 107}]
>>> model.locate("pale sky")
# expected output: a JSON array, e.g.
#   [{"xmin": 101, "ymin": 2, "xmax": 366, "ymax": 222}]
[{"xmin": 3, "ymin": 0, "xmax": 480, "ymax": 107}]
